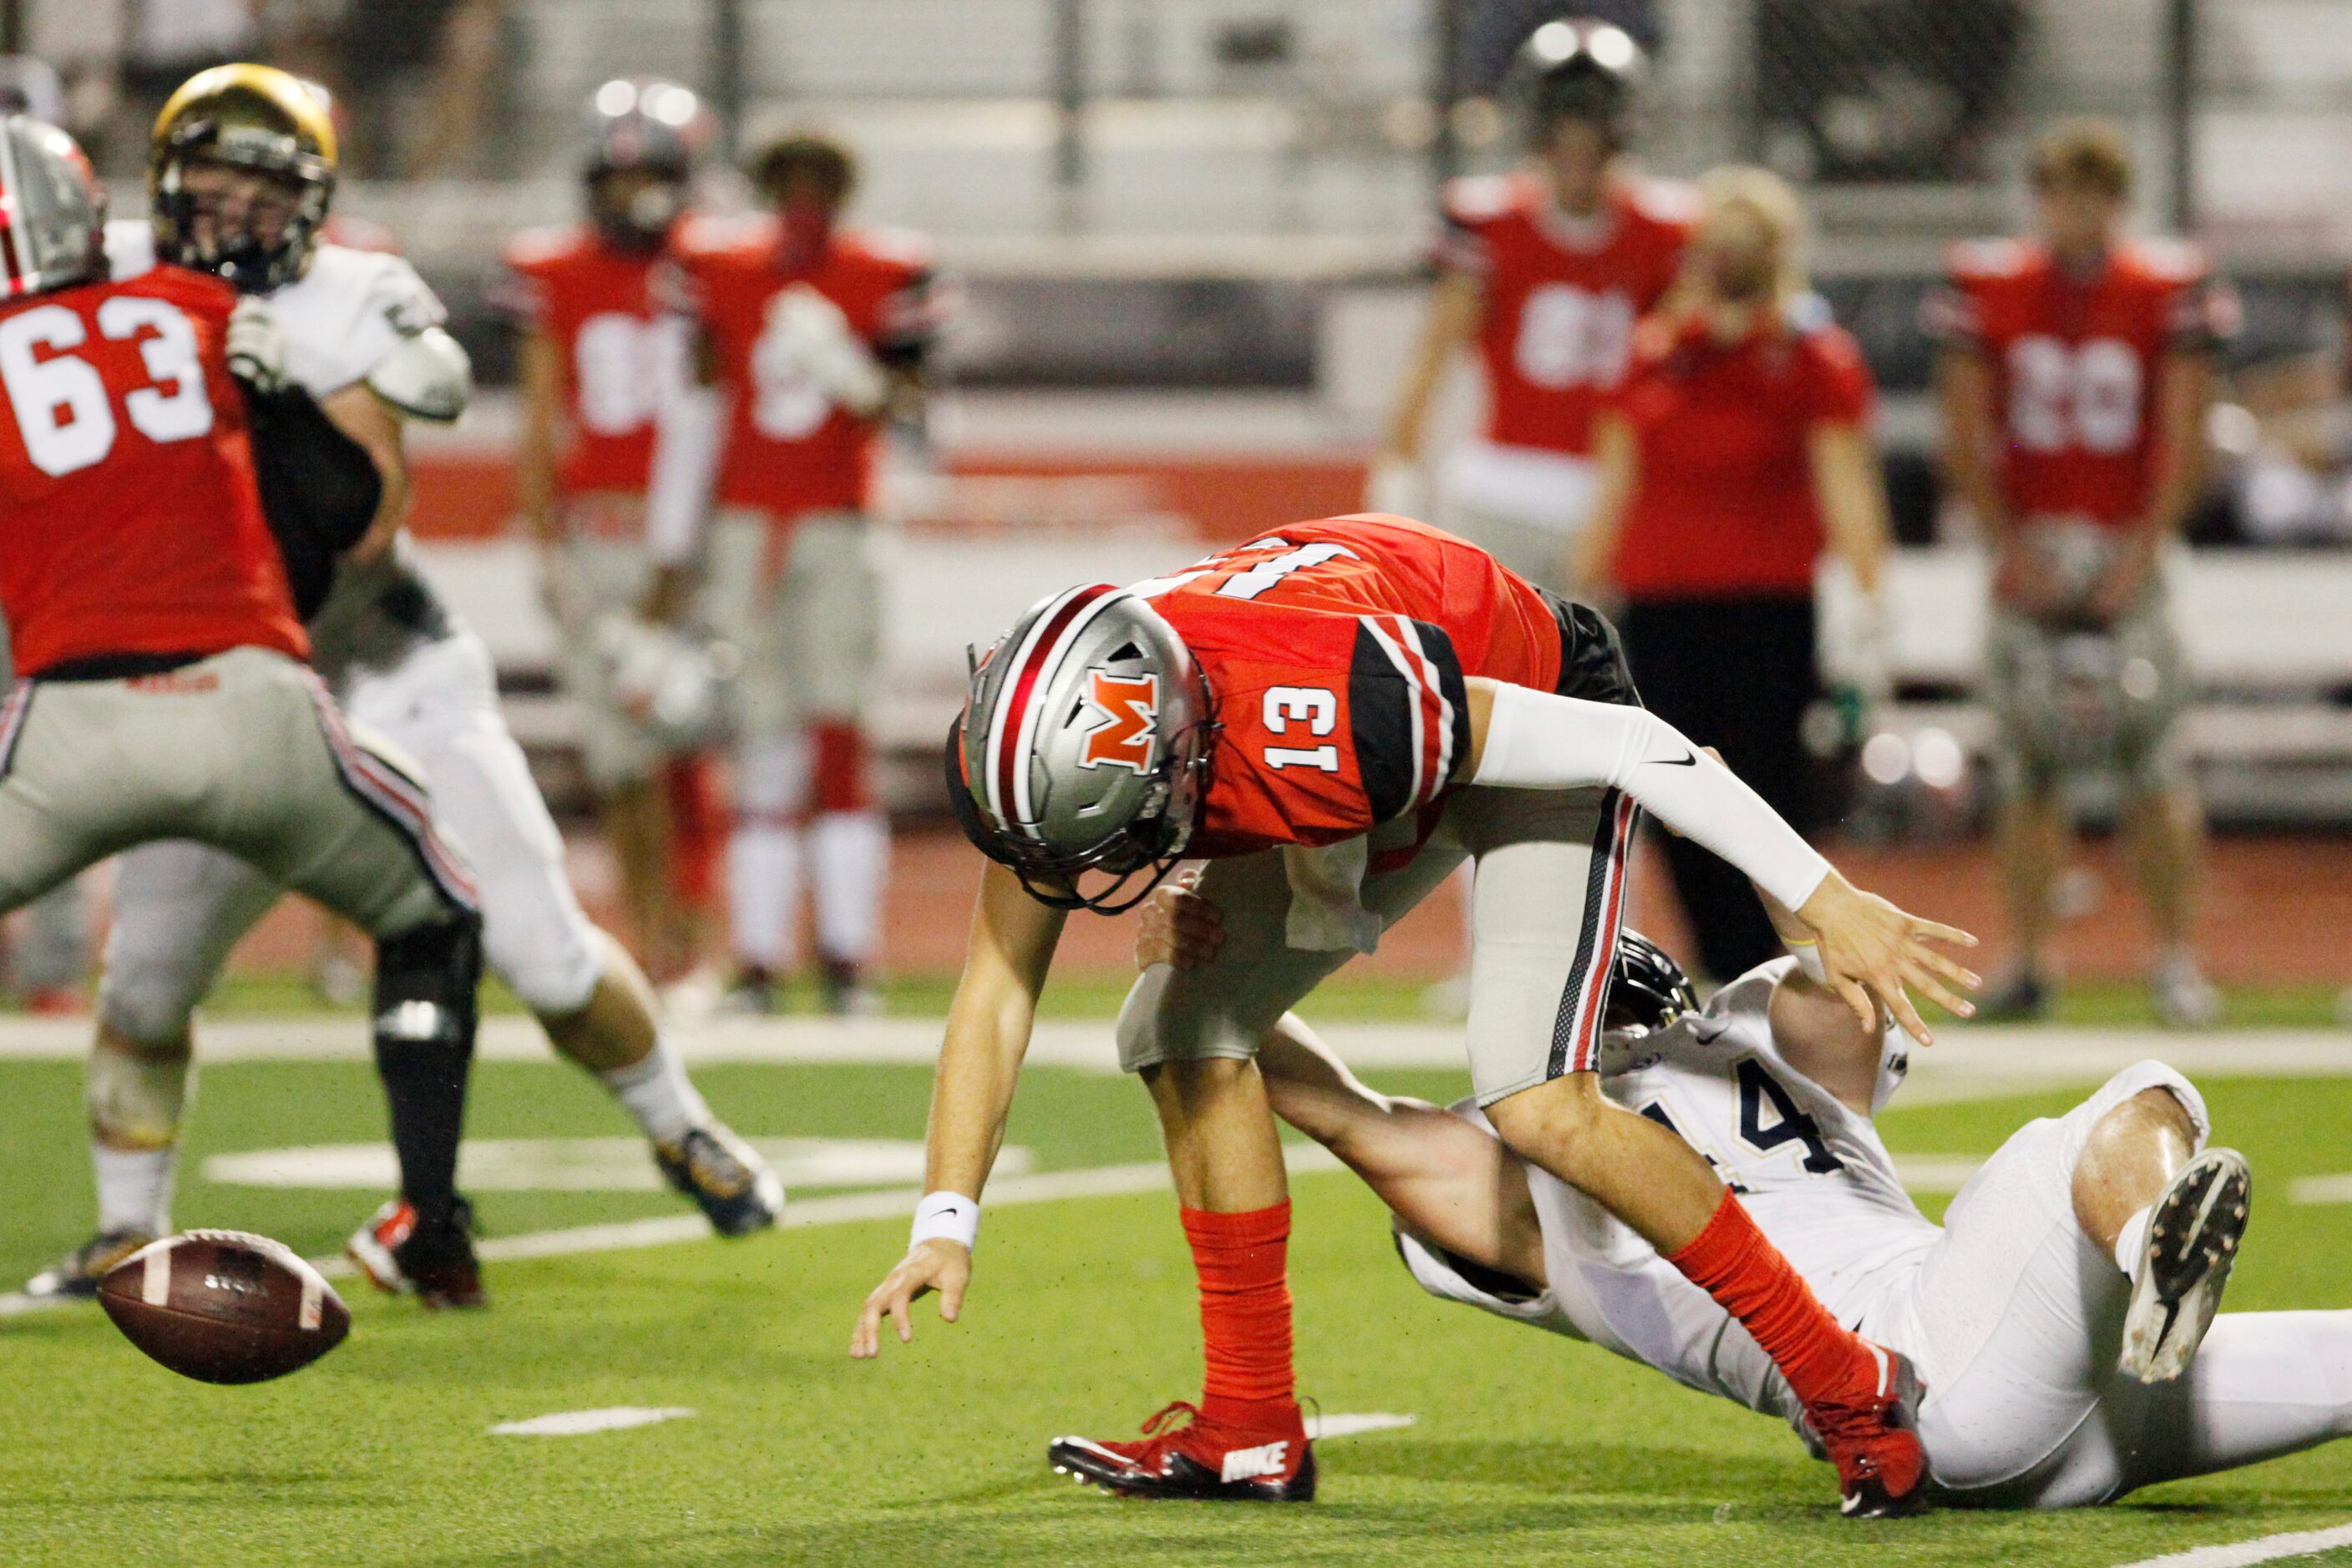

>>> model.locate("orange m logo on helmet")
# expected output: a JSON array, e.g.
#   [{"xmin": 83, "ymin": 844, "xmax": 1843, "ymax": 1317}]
[{"xmin": 1078, "ymin": 670, "xmax": 1160, "ymax": 773}]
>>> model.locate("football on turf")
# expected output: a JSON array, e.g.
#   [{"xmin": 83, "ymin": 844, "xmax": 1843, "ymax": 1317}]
[{"xmin": 97, "ymin": 1230, "xmax": 350, "ymax": 1384}]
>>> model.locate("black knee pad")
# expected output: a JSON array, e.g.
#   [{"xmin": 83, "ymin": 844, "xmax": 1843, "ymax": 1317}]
[{"xmin": 373, "ymin": 912, "xmax": 483, "ymax": 1050}]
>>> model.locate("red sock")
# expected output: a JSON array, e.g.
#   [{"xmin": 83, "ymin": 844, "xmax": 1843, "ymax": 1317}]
[
  {"xmin": 1181, "ymin": 1201, "xmax": 1297, "ymax": 1429},
  {"xmin": 1666, "ymin": 1191, "xmax": 1871, "ymax": 1412}
]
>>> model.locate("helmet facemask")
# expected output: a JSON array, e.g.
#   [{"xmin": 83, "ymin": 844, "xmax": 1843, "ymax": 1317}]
[
  {"xmin": 151, "ymin": 89, "xmax": 335, "ymax": 294},
  {"xmin": 949, "ymin": 587, "xmax": 1221, "ymax": 915}
]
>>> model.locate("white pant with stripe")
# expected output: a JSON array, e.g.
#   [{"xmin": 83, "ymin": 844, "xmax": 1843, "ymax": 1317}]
[
  {"xmin": 1115, "ymin": 784, "xmax": 1635, "ymax": 1105},
  {"xmin": 0, "ymin": 646, "xmax": 468, "ymax": 947},
  {"xmin": 96, "ymin": 630, "xmax": 603, "ymax": 1046}
]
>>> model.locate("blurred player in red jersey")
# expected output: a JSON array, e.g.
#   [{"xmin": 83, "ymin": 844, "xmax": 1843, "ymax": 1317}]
[
  {"xmin": 33, "ymin": 68, "xmax": 779, "ymax": 1308},
  {"xmin": 1575, "ymin": 166, "xmax": 1894, "ymax": 983},
  {"xmin": 506, "ymin": 77, "xmax": 719, "ymax": 984},
  {"xmin": 852, "ymin": 514, "xmax": 1981, "ymax": 1517},
  {"xmin": 0, "ymin": 114, "xmax": 491, "ymax": 1299},
  {"xmin": 1930, "ymin": 123, "xmax": 2234, "ymax": 1025},
  {"xmin": 1371, "ymin": 20, "xmax": 1693, "ymax": 595},
  {"xmin": 649, "ymin": 130, "xmax": 942, "ymax": 1015}
]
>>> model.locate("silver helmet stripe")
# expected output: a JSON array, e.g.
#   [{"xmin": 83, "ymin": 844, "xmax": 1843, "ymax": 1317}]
[{"xmin": 986, "ymin": 581, "xmax": 1126, "ymax": 838}]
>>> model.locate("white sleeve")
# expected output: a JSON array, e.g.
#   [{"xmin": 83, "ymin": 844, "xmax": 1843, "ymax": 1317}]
[
  {"xmin": 1469, "ymin": 683, "xmax": 1831, "ymax": 912},
  {"xmin": 645, "ymin": 385, "xmax": 723, "ymax": 567}
]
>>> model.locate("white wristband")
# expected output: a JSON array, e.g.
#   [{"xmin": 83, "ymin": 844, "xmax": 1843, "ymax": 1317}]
[
  {"xmin": 1784, "ymin": 937, "xmax": 1829, "ymax": 984},
  {"xmin": 911, "ymin": 1191, "xmax": 979, "ymax": 1252}
]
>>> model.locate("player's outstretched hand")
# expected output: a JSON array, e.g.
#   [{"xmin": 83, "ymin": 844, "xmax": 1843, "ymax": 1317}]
[
  {"xmin": 1136, "ymin": 866, "xmax": 1224, "ymax": 972},
  {"xmin": 1795, "ymin": 873, "xmax": 1979, "ymax": 1045},
  {"xmin": 851, "ymin": 1239, "xmax": 970, "ymax": 1359}
]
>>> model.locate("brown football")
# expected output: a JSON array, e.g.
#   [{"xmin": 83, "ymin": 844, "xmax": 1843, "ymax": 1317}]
[{"xmin": 97, "ymin": 1230, "xmax": 351, "ymax": 1384}]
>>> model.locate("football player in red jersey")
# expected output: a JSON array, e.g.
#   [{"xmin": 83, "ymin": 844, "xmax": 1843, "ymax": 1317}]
[
  {"xmin": 1930, "ymin": 122, "xmax": 2233, "ymax": 1026},
  {"xmin": 648, "ymin": 129, "xmax": 941, "ymax": 1015},
  {"xmin": 1371, "ymin": 20, "xmax": 1693, "ymax": 595},
  {"xmin": 852, "ymin": 514, "xmax": 1980, "ymax": 1516},
  {"xmin": 32, "ymin": 68, "xmax": 779, "ymax": 1308},
  {"xmin": 0, "ymin": 115, "xmax": 489, "ymax": 1298},
  {"xmin": 507, "ymin": 77, "xmax": 716, "ymax": 984}
]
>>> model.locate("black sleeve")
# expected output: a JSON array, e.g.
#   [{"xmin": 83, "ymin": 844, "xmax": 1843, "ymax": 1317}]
[
  {"xmin": 245, "ymin": 383, "xmax": 383, "ymax": 619},
  {"xmin": 1348, "ymin": 616, "xmax": 1472, "ymax": 824}
]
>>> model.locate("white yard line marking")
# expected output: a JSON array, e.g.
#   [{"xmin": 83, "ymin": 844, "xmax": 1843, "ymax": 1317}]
[
  {"xmin": 2110, "ymin": 1520, "xmax": 2352, "ymax": 1567},
  {"xmin": 2, "ymin": 1016, "xmax": 2346, "ymax": 1084},
  {"xmin": 0, "ymin": 1147, "xmax": 1348, "ymax": 1309},
  {"xmin": 489, "ymin": 1407, "xmax": 695, "ymax": 1438},
  {"xmin": 1308, "ymin": 1412, "xmax": 1416, "ymax": 1439},
  {"xmin": 2290, "ymin": 1175, "xmax": 2352, "ymax": 1205}
]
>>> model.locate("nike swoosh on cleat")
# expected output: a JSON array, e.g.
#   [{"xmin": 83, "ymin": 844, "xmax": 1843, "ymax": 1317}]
[{"xmin": 1841, "ymin": 1493, "xmax": 1862, "ymax": 1515}]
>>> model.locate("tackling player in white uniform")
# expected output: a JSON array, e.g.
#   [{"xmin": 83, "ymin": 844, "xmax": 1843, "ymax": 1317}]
[
  {"xmin": 1141, "ymin": 878, "xmax": 2348, "ymax": 1506},
  {"xmin": 26, "ymin": 66, "xmax": 780, "ymax": 1306}
]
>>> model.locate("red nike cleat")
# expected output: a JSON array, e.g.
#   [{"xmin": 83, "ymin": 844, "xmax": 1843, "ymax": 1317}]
[
  {"xmin": 1810, "ymin": 1342, "xmax": 1929, "ymax": 1518},
  {"xmin": 1049, "ymin": 1400, "xmax": 1316, "ymax": 1502}
]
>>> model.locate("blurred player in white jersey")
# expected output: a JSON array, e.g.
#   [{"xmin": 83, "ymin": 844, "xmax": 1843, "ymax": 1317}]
[
  {"xmin": 27, "ymin": 66, "xmax": 779, "ymax": 1304},
  {"xmin": 1141, "ymin": 881, "xmax": 2349, "ymax": 1507},
  {"xmin": 647, "ymin": 130, "xmax": 942, "ymax": 1014}
]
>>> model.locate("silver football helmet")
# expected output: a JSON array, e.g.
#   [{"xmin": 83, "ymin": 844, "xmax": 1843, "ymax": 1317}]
[
  {"xmin": 584, "ymin": 77, "xmax": 711, "ymax": 252},
  {"xmin": 950, "ymin": 584, "xmax": 1217, "ymax": 912},
  {"xmin": 1510, "ymin": 18, "xmax": 1646, "ymax": 148},
  {"xmin": 0, "ymin": 115, "xmax": 106, "ymax": 301}
]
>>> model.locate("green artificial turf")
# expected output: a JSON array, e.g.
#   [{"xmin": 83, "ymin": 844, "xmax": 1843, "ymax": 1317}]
[{"xmin": 1, "ymin": 1053, "xmax": 2348, "ymax": 1565}]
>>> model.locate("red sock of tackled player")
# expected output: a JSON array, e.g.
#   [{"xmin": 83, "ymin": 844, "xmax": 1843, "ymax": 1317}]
[
  {"xmin": 1181, "ymin": 1201, "xmax": 1300, "ymax": 1433},
  {"xmin": 1667, "ymin": 1191, "xmax": 1878, "ymax": 1413}
]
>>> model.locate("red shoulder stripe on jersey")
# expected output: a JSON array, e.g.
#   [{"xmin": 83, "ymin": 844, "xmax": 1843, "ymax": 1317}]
[
  {"xmin": 1359, "ymin": 615, "xmax": 1459, "ymax": 810},
  {"xmin": 985, "ymin": 583, "xmax": 1121, "ymax": 838}
]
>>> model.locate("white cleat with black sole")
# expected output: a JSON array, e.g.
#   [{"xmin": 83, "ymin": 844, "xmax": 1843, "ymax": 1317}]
[{"xmin": 2120, "ymin": 1146, "xmax": 2251, "ymax": 1383}]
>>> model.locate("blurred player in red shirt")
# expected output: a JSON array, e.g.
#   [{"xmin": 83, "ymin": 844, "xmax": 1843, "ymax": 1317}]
[
  {"xmin": 1930, "ymin": 123, "xmax": 2233, "ymax": 1024},
  {"xmin": 505, "ymin": 76, "xmax": 716, "ymax": 982},
  {"xmin": 0, "ymin": 113, "xmax": 489, "ymax": 1300},
  {"xmin": 650, "ymin": 131, "xmax": 941, "ymax": 1015},
  {"xmin": 1576, "ymin": 166, "xmax": 1893, "ymax": 984},
  {"xmin": 1372, "ymin": 19, "xmax": 1692, "ymax": 594}
]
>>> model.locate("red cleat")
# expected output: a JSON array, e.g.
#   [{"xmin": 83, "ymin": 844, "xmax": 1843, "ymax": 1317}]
[
  {"xmin": 1810, "ymin": 1342, "xmax": 1929, "ymax": 1518},
  {"xmin": 1049, "ymin": 1400, "xmax": 1315, "ymax": 1502}
]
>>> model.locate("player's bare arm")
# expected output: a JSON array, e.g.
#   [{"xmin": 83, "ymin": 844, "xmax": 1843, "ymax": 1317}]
[
  {"xmin": 851, "ymin": 861, "xmax": 1067, "ymax": 1358},
  {"xmin": 2093, "ymin": 348, "xmax": 2213, "ymax": 620},
  {"xmin": 514, "ymin": 326, "xmax": 565, "ymax": 549},
  {"xmin": 1570, "ymin": 412, "xmax": 1638, "ymax": 592},
  {"xmin": 1368, "ymin": 268, "xmax": 1485, "ymax": 513},
  {"xmin": 1457, "ymin": 676, "xmax": 1979, "ymax": 1040},
  {"xmin": 1807, "ymin": 422, "xmax": 1891, "ymax": 598},
  {"xmin": 1938, "ymin": 344, "xmax": 2043, "ymax": 608},
  {"xmin": 319, "ymin": 383, "xmax": 412, "ymax": 565}
]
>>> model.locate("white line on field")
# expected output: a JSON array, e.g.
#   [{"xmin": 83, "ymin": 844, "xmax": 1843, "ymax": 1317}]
[
  {"xmin": 2290, "ymin": 1174, "xmax": 2352, "ymax": 1204},
  {"xmin": 489, "ymin": 1406, "xmax": 695, "ymax": 1438},
  {"xmin": 1308, "ymin": 1412, "xmax": 1416, "ymax": 1439},
  {"xmin": 0, "ymin": 1147, "xmax": 1347, "ymax": 1309},
  {"xmin": 2110, "ymin": 1520, "xmax": 2352, "ymax": 1567}
]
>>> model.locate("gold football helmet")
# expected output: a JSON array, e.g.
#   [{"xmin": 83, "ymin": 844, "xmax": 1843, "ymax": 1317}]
[{"xmin": 149, "ymin": 63, "xmax": 337, "ymax": 293}]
